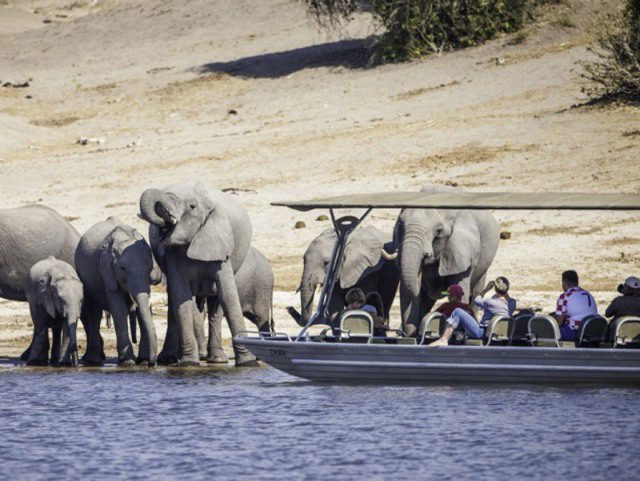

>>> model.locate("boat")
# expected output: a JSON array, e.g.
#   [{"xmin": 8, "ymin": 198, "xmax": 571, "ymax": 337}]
[{"xmin": 235, "ymin": 191, "xmax": 640, "ymax": 384}]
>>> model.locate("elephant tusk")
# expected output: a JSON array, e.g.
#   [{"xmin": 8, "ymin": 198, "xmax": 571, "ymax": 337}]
[
  {"xmin": 169, "ymin": 216, "xmax": 177, "ymax": 225},
  {"xmin": 381, "ymin": 248, "xmax": 398, "ymax": 261}
]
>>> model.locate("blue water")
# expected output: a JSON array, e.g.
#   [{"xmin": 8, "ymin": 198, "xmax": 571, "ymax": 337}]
[{"xmin": 0, "ymin": 364, "xmax": 638, "ymax": 481}]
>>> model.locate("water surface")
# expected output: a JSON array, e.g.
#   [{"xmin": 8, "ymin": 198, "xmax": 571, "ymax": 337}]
[{"xmin": 0, "ymin": 364, "xmax": 638, "ymax": 481}]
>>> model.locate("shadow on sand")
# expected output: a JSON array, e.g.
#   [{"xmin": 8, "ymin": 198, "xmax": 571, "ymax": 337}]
[{"xmin": 197, "ymin": 38, "xmax": 372, "ymax": 78}]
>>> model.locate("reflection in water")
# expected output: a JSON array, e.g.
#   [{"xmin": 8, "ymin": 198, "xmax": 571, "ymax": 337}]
[{"xmin": 0, "ymin": 366, "xmax": 638, "ymax": 481}]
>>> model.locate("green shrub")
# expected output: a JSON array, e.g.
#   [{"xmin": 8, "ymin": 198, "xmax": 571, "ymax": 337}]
[
  {"xmin": 301, "ymin": 0, "xmax": 552, "ymax": 61},
  {"xmin": 581, "ymin": 0, "xmax": 640, "ymax": 101}
]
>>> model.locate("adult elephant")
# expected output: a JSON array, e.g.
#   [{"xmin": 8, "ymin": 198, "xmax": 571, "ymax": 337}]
[
  {"xmin": 297, "ymin": 225, "xmax": 399, "ymax": 326},
  {"xmin": 75, "ymin": 217, "xmax": 161, "ymax": 366},
  {"xmin": 139, "ymin": 184, "xmax": 257, "ymax": 367},
  {"xmin": 384, "ymin": 185, "xmax": 500, "ymax": 336},
  {"xmin": 24, "ymin": 257, "xmax": 83, "ymax": 366},
  {"xmin": 0, "ymin": 205, "xmax": 81, "ymax": 361}
]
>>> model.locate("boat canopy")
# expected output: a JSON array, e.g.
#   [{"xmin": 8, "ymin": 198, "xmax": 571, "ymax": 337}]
[{"xmin": 273, "ymin": 191, "xmax": 640, "ymax": 211}]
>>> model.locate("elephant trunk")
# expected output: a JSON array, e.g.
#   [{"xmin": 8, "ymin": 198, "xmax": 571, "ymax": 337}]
[
  {"xmin": 135, "ymin": 292, "xmax": 157, "ymax": 366},
  {"xmin": 299, "ymin": 273, "xmax": 317, "ymax": 325},
  {"xmin": 139, "ymin": 188, "xmax": 166, "ymax": 226},
  {"xmin": 64, "ymin": 313, "xmax": 79, "ymax": 367},
  {"xmin": 400, "ymin": 236, "xmax": 424, "ymax": 299}
]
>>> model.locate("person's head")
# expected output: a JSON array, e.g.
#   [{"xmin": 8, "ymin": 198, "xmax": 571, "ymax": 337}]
[
  {"xmin": 345, "ymin": 288, "xmax": 366, "ymax": 309},
  {"xmin": 365, "ymin": 292, "xmax": 384, "ymax": 318},
  {"xmin": 622, "ymin": 276, "xmax": 640, "ymax": 296},
  {"xmin": 447, "ymin": 284, "xmax": 464, "ymax": 302},
  {"xmin": 494, "ymin": 276, "xmax": 510, "ymax": 296},
  {"xmin": 562, "ymin": 270, "xmax": 579, "ymax": 291}
]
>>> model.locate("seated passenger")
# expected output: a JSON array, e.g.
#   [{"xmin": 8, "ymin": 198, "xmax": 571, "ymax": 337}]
[
  {"xmin": 364, "ymin": 292, "xmax": 388, "ymax": 335},
  {"xmin": 553, "ymin": 270, "xmax": 597, "ymax": 341},
  {"xmin": 331, "ymin": 288, "xmax": 377, "ymax": 323},
  {"xmin": 429, "ymin": 278, "xmax": 516, "ymax": 347},
  {"xmin": 605, "ymin": 276, "xmax": 640, "ymax": 319},
  {"xmin": 436, "ymin": 284, "xmax": 475, "ymax": 318}
]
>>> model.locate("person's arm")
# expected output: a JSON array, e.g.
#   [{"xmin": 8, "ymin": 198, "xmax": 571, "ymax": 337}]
[
  {"xmin": 605, "ymin": 298, "xmax": 618, "ymax": 318},
  {"xmin": 553, "ymin": 294, "xmax": 566, "ymax": 325},
  {"xmin": 473, "ymin": 282, "xmax": 495, "ymax": 309}
]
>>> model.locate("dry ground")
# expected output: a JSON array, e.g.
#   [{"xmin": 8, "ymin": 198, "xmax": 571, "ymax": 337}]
[{"xmin": 0, "ymin": 0, "xmax": 638, "ymax": 361}]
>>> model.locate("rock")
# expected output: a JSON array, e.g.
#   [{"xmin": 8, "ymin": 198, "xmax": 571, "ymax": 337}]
[
  {"xmin": 500, "ymin": 231, "xmax": 511, "ymax": 240},
  {"xmin": 445, "ymin": 180, "xmax": 458, "ymax": 187},
  {"xmin": 25, "ymin": 95, "xmax": 32, "ymax": 99},
  {"xmin": 316, "ymin": 215, "xmax": 329, "ymax": 221},
  {"xmin": 77, "ymin": 137, "xmax": 105, "ymax": 145},
  {"xmin": 43, "ymin": 18, "xmax": 52, "ymax": 24},
  {"xmin": 228, "ymin": 109, "xmax": 238, "ymax": 115},
  {"xmin": 294, "ymin": 221, "xmax": 306, "ymax": 229}
]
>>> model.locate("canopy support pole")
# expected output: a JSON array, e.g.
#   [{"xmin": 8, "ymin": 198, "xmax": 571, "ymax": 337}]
[{"xmin": 295, "ymin": 208, "xmax": 371, "ymax": 341}]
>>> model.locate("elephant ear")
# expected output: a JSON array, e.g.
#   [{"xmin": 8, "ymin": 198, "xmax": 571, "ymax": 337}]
[
  {"xmin": 439, "ymin": 212, "xmax": 481, "ymax": 277},
  {"xmin": 187, "ymin": 208, "xmax": 234, "ymax": 262},
  {"xmin": 99, "ymin": 242, "xmax": 118, "ymax": 292},
  {"xmin": 339, "ymin": 228, "xmax": 384, "ymax": 289},
  {"xmin": 37, "ymin": 276, "xmax": 56, "ymax": 318}
]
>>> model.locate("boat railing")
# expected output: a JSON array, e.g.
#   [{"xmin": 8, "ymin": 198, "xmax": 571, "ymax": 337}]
[{"xmin": 237, "ymin": 330, "xmax": 293, "ymax": 341}]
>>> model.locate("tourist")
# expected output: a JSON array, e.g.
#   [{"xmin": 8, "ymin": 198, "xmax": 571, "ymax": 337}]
[
  {"xmin": 553, "ymin": 270, "xmax": 597, "ymax": 341},
  {"xmin": 605, "ymin": 276, "xmax": 640, "ymax": 319},
  {"xmin": 436, "ymin": 284, "xmax": 475, "ymax": 318}
]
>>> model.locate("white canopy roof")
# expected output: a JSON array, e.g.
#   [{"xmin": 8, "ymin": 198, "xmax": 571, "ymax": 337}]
[{"xmin": 273, "ymin": 191, "xmax": 640, "ymax": 211}]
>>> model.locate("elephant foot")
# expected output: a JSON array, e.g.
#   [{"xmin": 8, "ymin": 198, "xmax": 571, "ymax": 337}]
[
  {"xmin": 175, "ymin": 359, "xmax": 201, "ymax": 367},
  {"xmin": 157, "ymin": 353, "xmax": 179, "ymax": 365},
  {"xmin": 26, "ymin": 359, "xmax": 48, "ymax": 367},
  {"xmin": 206, "ymin": 355, "xmax": 229, "ymax": 364},
  {"xmin": 20, "ymin": 346, "xmax": 31, "ymax": 361},
  {"xmin": 136, "ymin": 358, "xmax": 156, "ymax": 368},
  {"xmin": 199, "ymin": 354, "xmax": 208, "ymax": 361},
  {"xmin": 235, "ymin": 359, "xmax": 260, "ymax": 368},
  {"xmin": 117, "ymin": 359, "xmax": 136, "ymax": 367}
]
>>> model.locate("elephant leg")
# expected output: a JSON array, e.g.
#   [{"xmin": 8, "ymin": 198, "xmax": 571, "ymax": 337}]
[
  {"xmin": 128, "ymin": 304, "xmax": 138, "ymax": 344},
  {"xmin": 207, "ymin": 298, "xmax": 228, "ymax": 364},
  {"xmin": 193, "ymin": 296, "xmax": 208, "ymax": 361},
  {"xmin": 166, "ymin": 277, "xmax": 200, "ymax": 366},
  {"xmin": 50, "ymin": 323, "xmax": 62, "ymax": 366},
  {"xmin": 158, "ymin": 292, "xmax": 180, "ymax": 365},
  {"xmin": 106, "ymin": 292, "xmax": 136, "ymax": 366},
  {"xmin": 20, "ymin": 327, "xmax": 35, "ymax": 361},
  {"xmin": 215, "ymin": 263, "xmax": 256, "ymax": 367},
  {"xmin": 80, "ymin": 300, "xmax": 104, "ymax": 366},
  {"xmin": 27, "ymin": 304, "xmax": 51, "ymax": 366}
]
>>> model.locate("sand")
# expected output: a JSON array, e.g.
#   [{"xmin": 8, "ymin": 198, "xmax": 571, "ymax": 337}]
[{"xmin": 0, "ymin": 0, "xmax": 638, "ymax": 360}]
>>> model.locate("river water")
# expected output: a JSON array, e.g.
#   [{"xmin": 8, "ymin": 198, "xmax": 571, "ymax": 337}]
[{"xmin": 0, "ymin": 364, "xmax": 638, "ymax": 481}]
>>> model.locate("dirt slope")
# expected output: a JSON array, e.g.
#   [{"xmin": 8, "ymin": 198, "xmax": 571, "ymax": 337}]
[{"xmin": 0, "ymin": 0, "xmax": 638, "ymax": 358}]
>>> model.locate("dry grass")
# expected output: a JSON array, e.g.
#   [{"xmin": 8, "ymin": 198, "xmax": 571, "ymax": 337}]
[
  {"xmin": 31, "ymin": 115, "xmax": 81, "ymax": 127},
  {"xmin": 393, "ymin": 80, "xmax": 460, "ymax": 100}
]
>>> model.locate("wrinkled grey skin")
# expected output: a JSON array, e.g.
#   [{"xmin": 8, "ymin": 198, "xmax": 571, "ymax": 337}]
[
  {"xmin": 389, "ymin": 185, "xmax": 500, "ymax": 336},
  {"xmin": 0, "ymin": 205, "xmax": 81, "ymax": 361},
  {"xmin": 140, "ymin": 184, "xmax": 255, "ymax": 367},
  {"xmin": 24, "ymin": 257, "xmax": 83, "ymax": 366},
  {"xmin": 75, "ymin": 217, "xmax": 161, "ymax": 366},
  {"xmin": 203, "ymin": 246, "xmax": 274, "ymax": 363},
  {"xmin": 299, "ymin": 225, "xmax": 399, "ymax": 326}
]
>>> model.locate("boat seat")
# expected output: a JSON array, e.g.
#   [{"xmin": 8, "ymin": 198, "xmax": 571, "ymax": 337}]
[
  {"xmin": 576, "ymin": 315, "xmax": 608, "ymax": 348},
  {"xmin": 508, "ymin": 313, "xmax": 533, "ymax": 346},
  {"xmin": 613, "ymin": 316, "xmax": 640, "ymax": 348},
  {"xmin": 528, "ymin": 315, "xmax": 574, "ymax": 348},
  {"xmin": 484, "ymin": 315, "xmax": 511, "ymax": 346},
  {"xmin": 419, "ymin": 312, "xmax": 445, "ymax": 345},
  {"xmin": 338, "ymin": 310, "xmax": 373, "ymax": 343}
]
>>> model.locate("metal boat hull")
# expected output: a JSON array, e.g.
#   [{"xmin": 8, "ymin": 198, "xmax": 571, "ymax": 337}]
[{"xmin": 235, "ymin": 337, "xmax": 640, "ymax": 384}]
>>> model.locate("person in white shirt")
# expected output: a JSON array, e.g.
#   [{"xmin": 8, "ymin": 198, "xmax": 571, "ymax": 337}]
[{"xmin": 553, "ymin": 270, "xmax": 597, "ymax": 341}]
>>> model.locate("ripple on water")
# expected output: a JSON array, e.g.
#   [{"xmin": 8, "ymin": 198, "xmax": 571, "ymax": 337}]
[{"xmin": 0, "ymin": 366, "xmax": 638, "ymax": 481}]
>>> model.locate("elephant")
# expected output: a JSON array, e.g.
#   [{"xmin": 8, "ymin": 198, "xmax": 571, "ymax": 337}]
[
  {"xmin": 384, "ymin": 185, "xmax": 500, "ymax": 336},
  {"xmin": 139, "ymin": 183, "xmax": 257, "ymax": 367},
  {"xmin": 24, "ymin": 257, "xmax": 83, "ymax": 366},
  {"xmin": 202, "ymin": 246, "xmax": 274, "ymax": 363},
  {"xmin": 0, "ymin": 205, "xmax": 81, "ymax": 361},
  {"xmin": 75, "ymin": 217, "xmax": 161, "ymax": 366},
  {"xmin": 297, "ymin": 225, "xmax": 399, "ymax": 326}
]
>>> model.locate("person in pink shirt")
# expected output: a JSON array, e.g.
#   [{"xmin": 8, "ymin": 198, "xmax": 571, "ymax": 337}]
[{"xmin": 553, "ymin": 270, "xmax": 598, "ymax": 341}]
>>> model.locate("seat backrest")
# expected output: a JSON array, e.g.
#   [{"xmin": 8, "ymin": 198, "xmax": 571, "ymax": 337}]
[
  {"xmin": 614, "ymin": 316, "xmax": 640, "ymax": 348},
  {"xmin": 576, "ymin": 315, "xmax": 608, "ymax": 347},
  {"xmin": 528, "ymin": 315, "xmax": 561, "ymax": 347},
  {"xmin": 419, "ymin": 312, "xmax": 445, "ymax": 345},
  {"xmin": 485, "ymin": 315, "xmax": 511, "ymax": 346},
  {"xmin": 509, "ymin": 313, "xmax": 533, "ymax": 345},
  {"xmin": 339, "ymin": 310, "xmax": 373, "ymax": 340}
]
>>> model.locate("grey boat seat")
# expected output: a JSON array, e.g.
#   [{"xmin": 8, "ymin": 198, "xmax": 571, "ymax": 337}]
[
  {"xmin": 338, "ymin": 309, "xmax": 373, "ymax": 343},
  {"xmin": 612, "ymin": 316, "xmax": 640, "ymax": 348},
  {"xmin": 576, "ymin": 315, "xmax": 608, "ymax": 348},
  {"xmin": 484, "ymin": 315, "xmax": 511, "ymax": 346},
  {"xmin": 508, "ymin": 312, "xmax": 534, "ymax": 346},
  {"xmin": 527, "ymin": 315, "xmax": 575, "ymax": 348},
  {"xmin": 419, "ymin": 312, "xmax": 445, "ymax": 345}
]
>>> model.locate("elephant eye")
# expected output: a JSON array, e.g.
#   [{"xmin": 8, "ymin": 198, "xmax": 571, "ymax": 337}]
[{"xmin": 189, "ymin": 203, "xmax": 196, "ymax": 210}]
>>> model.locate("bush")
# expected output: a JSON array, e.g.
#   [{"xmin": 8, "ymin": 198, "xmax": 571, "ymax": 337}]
[
  {"xmin": 301, "ymin": 0, "xmax": 551, "ymax": 61},
  {"xmin": 581, "ymin": 0, "xmax": 640, "ymax": 101}
]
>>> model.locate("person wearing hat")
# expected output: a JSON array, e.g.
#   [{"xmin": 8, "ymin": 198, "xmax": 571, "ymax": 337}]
[
  {"xmin": 605, "ymin": 276, "xmax": 640, "ymax": 319},
  {"xmin": 429, "ymin": 277, "xmax": 517, "ymax": 347},
  {"xmin": 435, "ymin": 284, "xmax": 475, "ymax": 318}
]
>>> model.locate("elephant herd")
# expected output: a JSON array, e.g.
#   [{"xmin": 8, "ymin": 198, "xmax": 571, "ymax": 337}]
[{"xmin": 0, "ymin": 183, "xmax": 500, "ymax": 368}]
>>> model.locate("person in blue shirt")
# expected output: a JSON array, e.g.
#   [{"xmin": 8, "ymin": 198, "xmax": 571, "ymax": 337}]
[{"xmin": 429, "ymin": 277, "xmax": 517, "ymax": 347}]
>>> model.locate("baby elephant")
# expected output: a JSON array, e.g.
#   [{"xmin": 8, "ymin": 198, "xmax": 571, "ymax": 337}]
[{"xmin": 25, "ymin": 257, "xmax": 83, "ymax": 366}]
